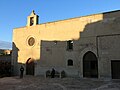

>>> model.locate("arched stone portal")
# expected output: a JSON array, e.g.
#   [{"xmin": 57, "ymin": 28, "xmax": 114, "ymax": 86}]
[
  {"xmin": 83, "ymin": 51, "xmax": 98, "ymax": 78},
  {"xmin": 26, "ymin": 58, "xmax": 34, "ymax": 75}
]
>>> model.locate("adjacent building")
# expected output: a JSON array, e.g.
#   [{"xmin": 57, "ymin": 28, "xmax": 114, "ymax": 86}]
[{"xmin": 0, "ymin": 49, "xmax": 11, "ymax": 77}]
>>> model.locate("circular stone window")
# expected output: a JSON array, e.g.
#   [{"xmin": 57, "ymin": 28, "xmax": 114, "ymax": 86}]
[{"xmin": 28, "ymin": 37, "xmax": 35, "ymax": 46}]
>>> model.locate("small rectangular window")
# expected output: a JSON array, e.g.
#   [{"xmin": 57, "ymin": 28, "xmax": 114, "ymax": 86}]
[
  {"xmin": 68, "ymin": 59, "xmax": 73, "ymax": 66},
  {"xmin": 67, "ymin": 40, "xmax": 73, "ymax": 50}
]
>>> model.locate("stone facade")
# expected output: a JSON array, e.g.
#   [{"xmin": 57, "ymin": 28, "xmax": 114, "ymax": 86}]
[{"xmin": 12, "ymin": 10, "xmax": 120, "ymax": 79}]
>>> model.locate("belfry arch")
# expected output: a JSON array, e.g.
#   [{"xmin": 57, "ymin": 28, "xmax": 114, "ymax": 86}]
[
  {"xmin": 83, "ymin": 51, "xmax": 98, "ymax": 78},
  {"xmin": 26, "ymin": 58, "xmax": 35, "ymax": 75}
]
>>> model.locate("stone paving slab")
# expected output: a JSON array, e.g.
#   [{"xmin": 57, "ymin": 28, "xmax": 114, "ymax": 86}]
[{"xmin": 0, "ymin": 76, "xmax": 119, "ymax": 90}]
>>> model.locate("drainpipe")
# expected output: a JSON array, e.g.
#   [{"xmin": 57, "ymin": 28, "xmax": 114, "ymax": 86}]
[
  {"xmin": 96, "ymin": 36, "xmax": 99, "ymax": 58},
  {"xmin": 96, "ymin": 36, "xmax": 100, "ymax": 78}
]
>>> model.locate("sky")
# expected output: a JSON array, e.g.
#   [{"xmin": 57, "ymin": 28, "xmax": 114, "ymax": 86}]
[{"xmin": 0, "ymin": 0, "xmax": 120, "ymax": 42}]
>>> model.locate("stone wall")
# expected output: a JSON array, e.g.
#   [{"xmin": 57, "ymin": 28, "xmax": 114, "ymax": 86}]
[{"xmin": 12, "ymin": 10, "xmax": 120, "ymax": 78}]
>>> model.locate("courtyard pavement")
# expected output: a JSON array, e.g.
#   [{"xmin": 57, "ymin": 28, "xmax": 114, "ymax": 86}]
[{"xmin": 0, "ymin": 76, "xmax": 120, "ymax": 90}]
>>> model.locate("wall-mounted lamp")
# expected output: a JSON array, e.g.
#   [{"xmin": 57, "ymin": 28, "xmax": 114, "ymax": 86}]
[{"xmin": 54, "ymin": 41, "xmax": 57, "ymax": 44}]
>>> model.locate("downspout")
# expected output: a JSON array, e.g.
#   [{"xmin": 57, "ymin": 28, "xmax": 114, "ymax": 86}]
[{"xmin": 96, "ymin": 36, "xmax": 99, "ymax": 78}]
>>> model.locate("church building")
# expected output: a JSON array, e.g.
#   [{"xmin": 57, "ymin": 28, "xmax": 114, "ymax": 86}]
[{"xmin": 12, "ymin": 10, "xmax": 120, "ymax": 79}]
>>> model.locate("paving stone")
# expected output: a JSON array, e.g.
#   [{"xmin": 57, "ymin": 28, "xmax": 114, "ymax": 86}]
[{"xmin": 0, "ymin": 76, "xmax": 119, "ymax": 90}]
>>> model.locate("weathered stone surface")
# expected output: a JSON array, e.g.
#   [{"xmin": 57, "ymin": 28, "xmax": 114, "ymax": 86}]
[{"xmin": 12, "ymin": 10, "xmax": 120, "ymax": 79}]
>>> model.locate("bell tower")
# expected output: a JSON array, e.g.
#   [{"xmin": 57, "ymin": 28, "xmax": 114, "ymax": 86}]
[{"xmin": 27, "ymin": 10, "xmax": 39, "ymax": 26}]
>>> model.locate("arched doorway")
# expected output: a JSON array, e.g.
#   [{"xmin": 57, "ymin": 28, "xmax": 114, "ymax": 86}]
[
  {"xmin": 83, "ymin": 51, "xmax": 98, "ymax": 78},
  {"xmin": 26, "ymin": 58, "xmax": 34, "ymax": 75}
]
